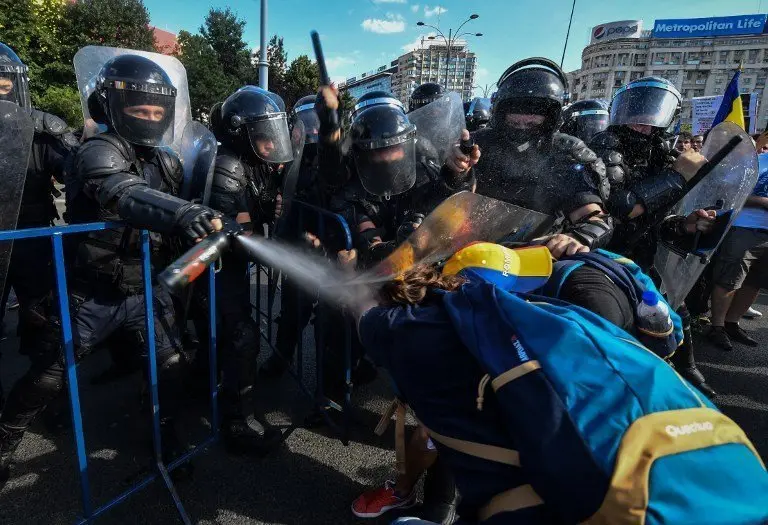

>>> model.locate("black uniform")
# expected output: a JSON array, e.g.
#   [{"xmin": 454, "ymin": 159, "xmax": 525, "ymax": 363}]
[
  {"xmin": 589, "ymin": 76, "xmax": 715, "ymax": 398},
  {"xmin": 204, "ymin": 86, "xmax": 288, "ymax": 455},
  {"xmin": 471, "ymin": 58, "xmax": 613, "ymax": 250},
  {"xmin": 0, "ymin": 53, "xmax": 221, "ymax": 486}
]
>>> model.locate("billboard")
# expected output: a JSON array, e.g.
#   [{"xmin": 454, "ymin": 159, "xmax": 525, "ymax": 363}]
[
  {"xmin": 653, "ymin": 14, "xmax": 767, "ymax": 39},
  {"xmin": 691, "ymin": 93, "xmax": 759, "ymax": 135},
  {"xmin": 591, "ymin": 20, "xmax": 644, "ymax": 44}
]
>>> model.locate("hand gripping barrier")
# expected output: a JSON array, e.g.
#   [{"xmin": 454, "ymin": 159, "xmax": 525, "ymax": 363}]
[
  {"xmin": 250, "ymin": 200, "xmax": 355, "ymax": 444},
  {"xmin": 0, "ymin": 223, "xmax": 219, "ymax": 524}
]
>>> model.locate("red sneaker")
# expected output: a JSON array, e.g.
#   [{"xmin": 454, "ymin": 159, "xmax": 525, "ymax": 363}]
[{"xmin": 351, "ymin": 479, "xmax": 418, "ymax": 518}]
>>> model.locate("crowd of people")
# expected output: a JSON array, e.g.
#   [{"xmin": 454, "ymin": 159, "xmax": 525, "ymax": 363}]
[{"xmin": 1, "ymin": 38, "xmax": 768, "ymax": 524}]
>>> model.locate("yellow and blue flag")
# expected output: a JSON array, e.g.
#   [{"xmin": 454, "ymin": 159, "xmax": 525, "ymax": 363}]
[{"xmin": 712, "ymin": 68, "xmax": 745, "ymax": 130}]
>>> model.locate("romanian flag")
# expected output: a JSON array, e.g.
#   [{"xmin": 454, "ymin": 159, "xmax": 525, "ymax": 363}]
[
  {"xmin": 442, "ymin": 243, "xmax": 553, "ymax": 293},
  {"xmin": 712, "ymin": 68, "xmax": 745, "ymax": 130}
]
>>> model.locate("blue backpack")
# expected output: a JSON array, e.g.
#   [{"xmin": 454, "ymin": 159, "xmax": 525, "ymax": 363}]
[
  {"xmin": 442, "ymin": 282, "xmax": 768, "ymax": 525},
  {"xmin": 541, "ymin": 249, "xmax": 684, "ymax": 359}
]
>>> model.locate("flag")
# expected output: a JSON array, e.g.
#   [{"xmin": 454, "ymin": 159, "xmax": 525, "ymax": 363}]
[{"xmin": 712, "ymin": 68, "xmax": 745, "ymax": 130}]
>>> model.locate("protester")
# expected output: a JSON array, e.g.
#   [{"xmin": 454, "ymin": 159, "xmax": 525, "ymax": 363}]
[
  {"xmin": 676, "ymin": 130, "xmax": 693, "ymax": 152},
  {"xmin": 692, "ymin": 133, "xmax": 705, "ymax": 152},
  {"xmin": 709, "ymin": 153, "xmax": 768, "ymax": 351}
]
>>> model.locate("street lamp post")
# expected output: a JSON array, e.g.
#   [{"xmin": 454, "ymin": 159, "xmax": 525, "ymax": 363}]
[{"xmin": 417, "ymin": 14, "xmax": 481, "ymax": 91}]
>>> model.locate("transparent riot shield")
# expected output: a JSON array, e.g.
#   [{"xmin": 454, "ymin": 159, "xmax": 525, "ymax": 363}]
[
  {"xmin": 178, "ymin": 121, "xmax": 218, "ymax": 206},
  {"xmin": 655, "ymin": 122, "xmax": 759, "ymax": 309}
]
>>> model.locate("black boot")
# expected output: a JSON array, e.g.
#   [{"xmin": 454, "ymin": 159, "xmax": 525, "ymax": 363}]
[
  {"xmin": 0, "ymin": 423, "xmax": 24, "ymax": 489},
  {"xmin": 259, "ymin": 352, "xmax": 290, "ymax": 379},
  {"xmin": 157, "ymin": 417, "xmax": 194, "ymax": 480},
  {"xmin": 672, "ymin": 315, "xmax": 716, "ymax": 399},
  {"xmin": 420, "ymin": 457, "xmax": 460, "ymax": 525},
  {"xmin": 222, "ymin": 414, "xmax": 283, "ymax": 456}
]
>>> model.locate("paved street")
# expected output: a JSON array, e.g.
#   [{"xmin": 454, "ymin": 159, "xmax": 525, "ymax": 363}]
[{"xmin": 1, "ymin": 275, "xmax": 768, "ymax": 525}]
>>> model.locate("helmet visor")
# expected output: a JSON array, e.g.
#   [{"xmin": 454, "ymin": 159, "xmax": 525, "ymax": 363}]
[
  {"xmin": 107, "ymin": 86, "xmax": 176, "ymax": 147},
  {"xmin": 353, "ymin": 134, "xmax": 416, "ymax": 198},
  {"xmin": 246, "ymin": 115, "xmax": 294, "ymax": 163},
  {"xmin": 610, "ymin": 81, "xmax": 680, "ymax": 129},
  {"xmin": 294, "ymin": 103, "xmax": 320, "ymax": 144},
  {"xmin": 0, "ymin": 69, "xmax": 30, "ymax": 110},
  {"xmin": 571, "ymin": 110, "xmax": 609, "ymax": 142}
]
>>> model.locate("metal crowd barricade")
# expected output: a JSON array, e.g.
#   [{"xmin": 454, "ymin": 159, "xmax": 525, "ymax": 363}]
[
  {"xmin": 251, "ymin": 200, "xmax": 354, "ymax": 444},
  {"xmin": 0, "ymin": 223, "xmax": 219, "ymax": 525}
]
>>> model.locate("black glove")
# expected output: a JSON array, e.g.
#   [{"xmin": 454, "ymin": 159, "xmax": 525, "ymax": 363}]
[
  {"xmin": 315, "ymin": 90, "xmax": 340, "ymax": 140},
  {"xmin": 174, "ymin": 203, "xmax": 222, "ymax": 242},
  {"xmin": 397, "ymin": 213, "xmax": 426, "ymax": 244}
]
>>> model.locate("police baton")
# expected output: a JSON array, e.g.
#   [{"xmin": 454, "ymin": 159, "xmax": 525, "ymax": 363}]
[{"xmin": 311, "ymin": 30, "xmax": 330, "ymax": 86}]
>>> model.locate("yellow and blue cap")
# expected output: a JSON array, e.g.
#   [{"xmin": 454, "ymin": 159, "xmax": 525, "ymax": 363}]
[{"xmin": 442, "ymin": 242, "xmax": 552, "ymax": 293}]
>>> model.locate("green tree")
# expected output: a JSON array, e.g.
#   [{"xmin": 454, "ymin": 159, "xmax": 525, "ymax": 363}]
[
  {"xmin": 260, "ymin": 35, "xmax": 287, "ymax": 95},
  {"xmin": 200, "ymin": 8, "xmax": 254, "ymax": 86},
  {"xmin": 36, "ymin": 85, "xmax": 83, "ymax": 127},
  {"xmin": 339, "ymin": 89, "xmax": 356, "ymax": 132},
  {"xmin": 176, "ymin": 30, "xmax": 236, "ymax": 120},
  {"xmin": 63, "ymin": 0, "xmax": 156, "ymax": 55},
  {"xmin": 283, "ymin": 55, "xmax": 319, "ymax": 109}
]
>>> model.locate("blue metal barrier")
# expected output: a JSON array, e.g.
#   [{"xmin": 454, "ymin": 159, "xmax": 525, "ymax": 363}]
[
  {"xmin": 0, "ymin": 223, "xmax": 219, "ymax": 524},
  {"xmin": 250, "ymin": 200, "xmax": 354, "ymax": 444}
]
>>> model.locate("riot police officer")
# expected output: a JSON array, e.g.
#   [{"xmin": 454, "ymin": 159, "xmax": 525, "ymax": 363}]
[
  {"xmin": 0, "ymin": 53, "xmax": 222, "ymax": 486},
  {"xmin": 261, "ymin": 94, "xmax": 324, "ymax": 380},
  {"xmin": 0, "ymin": 44, "xmax": 78, "ymax": 411},
  {"xmin": 560, "ymin": 98, "xmax": 610, "ymax": 144},
  {"xmin": 466, "ymin": 97, "xmax": 491, "ymax": 132},
  {"xmin": 206, "ymin": 86, "xmax": 290, "ymax": 455},
  {"xmin": 590, "ymin": 76, "xmax": 717, "ymax": 397},
  {"xmin": 448, "ymin": 58, "xmax": 613, "ymax": 258},
  {"xmin": 409, "ymin": 82, "xmax": 445, "ymax": 113}
]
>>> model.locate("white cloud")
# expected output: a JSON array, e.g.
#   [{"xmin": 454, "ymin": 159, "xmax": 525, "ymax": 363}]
[
  {"xmin": 424, "ymin": 5, "xmax": 447, "ymax": 18},
  {"xmin": 411, "ymin": 4, "xmax": 420, "ymax": 13},
  {"xmin": 361, "ymin": 13, "xmax": 406, "ymax": 34},
  {"xmin": 326, "ymin": 56, "xmax": 356, "ymax": 70},
  {"xmin": 373, "ymin": 0, "xmax": 407, "ymax": 3},
  {"xmin": 475, "ymin": 67, "xmax": 490, "ymax": 80},
  {"xmin": 401, "ymin": 32, "xmax": 436, "ymax": 52}
]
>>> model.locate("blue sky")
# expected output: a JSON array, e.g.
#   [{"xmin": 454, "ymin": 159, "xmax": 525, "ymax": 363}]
[{"xmin": 143, "ymin": 0, "xmax": 763, "ymax": 96}]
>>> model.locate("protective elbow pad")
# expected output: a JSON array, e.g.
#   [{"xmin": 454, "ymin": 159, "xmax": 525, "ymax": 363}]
[
  {"xmin": 567, "ymin": 214, "xmax": 614, "ymax": 249},
  {"xmin": 116, "ymin": 185, "xmax": 191, "ymax": 234},
  {"xmin": 629, "ymin": 170, "xmax": 686, "ymax": 216}
]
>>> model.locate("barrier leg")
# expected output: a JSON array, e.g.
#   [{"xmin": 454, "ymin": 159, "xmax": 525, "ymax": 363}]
[
  {"xmin": 208, "ymin": 267, "xmax": 219, "ymax": 436},
  {"xmin": 51, "ymin": 234, "xmax": 93, "ymax": 520},
  {"xmin": 140, "ymin": 231, "xmax": 191, "ymax": 525}
]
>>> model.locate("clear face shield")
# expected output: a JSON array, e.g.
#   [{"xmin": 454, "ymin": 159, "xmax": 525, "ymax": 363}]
[
  {"xmin": 293, "ymin": 103, "xmax": 320, "ymax": 144},
  {"xmin": 245, "ymin": 113, "xmax": 294, "ymax": 164},
  {"xmin": 0, "ymin": 65, "xmax": 31, "ymax": 111},
  {"xmin": 610, "ymin": 81, "xmax": 681, "ymax": 130},
  {"xmin": 352, "ymin": 127, "xmax": 417, "ymax": 198},
  {"xmin": 571, "ymin": 109, "xmax": 609, "ymax": 142},
  {"xmin": 106, "ymin": 81, "xmax": 176, "ymax": 147}
]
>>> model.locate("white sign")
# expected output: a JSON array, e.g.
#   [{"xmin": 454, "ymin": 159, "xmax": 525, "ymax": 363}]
[
  {"xmin": 691, "ymin": 93, "xmax": 759, "ymax": 135},
  {"xmin": 590, "ymin": 20, "xmax": 644, "ymax": 44}
]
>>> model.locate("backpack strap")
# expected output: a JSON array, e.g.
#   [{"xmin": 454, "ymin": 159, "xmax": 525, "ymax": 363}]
[
  {"xmin": 541, "ymin": 259, "xmax": 585, "ymax": 297},
  {"xmin": 417, "ymin": 420, "xmax": 521, "ymax": 467},
  {"xmin": 479, "ymin": 485, "xmax": 545, "ymax": 522}
]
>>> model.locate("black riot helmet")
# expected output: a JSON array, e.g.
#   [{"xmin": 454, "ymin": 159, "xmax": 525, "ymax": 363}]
[
  {"xmin": 0, "ymin": 43, "xmax": 31, "ymax": 110},
  {"xmin": 220, "ymin": 86, "xmax": 294, "ymax": 164},
  {"xmin": 409, "ymin": 82, "xmax": 445, "ymax": 112},
  {"xmin": 350, "ymin": 98, "xmax": 417, "ymax": 199},
  {"xmin": 491, "ymin": 57, "xmax": 568, "ymax": 143},
  {"xmin": 292, "ymin": 95, "xmax": 320, "ymax": 144},
  {"xmin": 560, "ymin": 99, "xmax": 610, "ymax": 143},
  {"xmin": 467, "ymin": 97, "xmax": 491, "ymax": 131},
  {"xmin": 352, "ymin": 90, "xmax": 406, "ymax": 119},
  {"xmin": 92, "ymin": 54, "xmax": 177, "ymax": 147},
  {"xmin": 610, "ymin": 76, "xmax": 681, "ymax": 134}
]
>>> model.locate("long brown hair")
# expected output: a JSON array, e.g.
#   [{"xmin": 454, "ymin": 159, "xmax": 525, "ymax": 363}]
[{"xmin": 379, "ymin": 264, "xmax": 466, "ymax": 306}]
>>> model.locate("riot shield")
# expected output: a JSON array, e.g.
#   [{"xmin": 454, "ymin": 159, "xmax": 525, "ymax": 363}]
[
  {"xmin": 0, "ymin": 101, "xmax": 34, "ymax": 301},
  {"xmin": 366, "ymin": 191, "xmax": 555, "ymax": 280},
  {"xmin": 408, "ymin": 91, "xmax": 466, "ymax": 164},
  {"xmin": 73, "ymin": 46, "xmax": 192, "ymax": 149},
  {"xmin": 655, "ymin": 122, "xmax": 759, "ymax": 309},
  {"xmin": 178, "ymin": 121, "xmax": 217, "ymax": 206}
]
